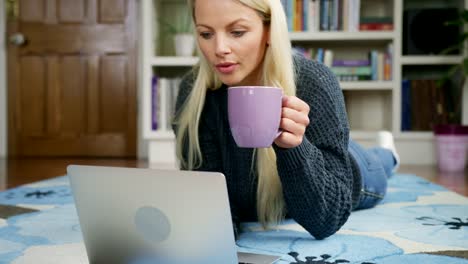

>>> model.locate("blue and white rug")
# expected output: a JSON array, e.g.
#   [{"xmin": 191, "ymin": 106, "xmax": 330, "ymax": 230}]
[{"xmin": 0, "ymin": 174, "xmax": 467, "ymax": 263}]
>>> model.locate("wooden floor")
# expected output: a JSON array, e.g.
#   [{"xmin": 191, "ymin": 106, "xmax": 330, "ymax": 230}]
[{"xmin": 0, "ymin": 158, "xmax": 467, "ymax": 196}]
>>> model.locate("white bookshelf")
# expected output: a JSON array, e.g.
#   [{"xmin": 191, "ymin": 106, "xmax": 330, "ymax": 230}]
[
  {"xmin": 401, "ymin": 55, "xmax": 463, "ymax": 65},
  {"xmin": 341, "ymin": 81, "xmax": 394, "ymax": 90},
  {"xmin": 150, "ymin": 56, "xmax": 198, "ymax": 67},
  {"xmin": 140, "ymin": 0, "xmax": 468, "ymax": 165},
  {"xmin": 289, "ymin": 31, "xmax": 396, "ymax": 41}
]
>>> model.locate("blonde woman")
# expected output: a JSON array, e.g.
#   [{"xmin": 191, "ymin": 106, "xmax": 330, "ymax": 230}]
[{"xmin": 173, "ymin": 0, "xmax": 400, "ymax": 240}]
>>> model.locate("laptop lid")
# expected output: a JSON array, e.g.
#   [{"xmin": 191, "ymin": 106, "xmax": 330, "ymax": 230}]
[{"xmin": 68, "ymin": 165, "xmax": 238, "ymax": 264}]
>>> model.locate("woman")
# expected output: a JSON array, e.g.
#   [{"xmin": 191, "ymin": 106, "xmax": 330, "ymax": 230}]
[{"xmin": 173, "ymin": 0, "xmax": 400, "ymax": 240}]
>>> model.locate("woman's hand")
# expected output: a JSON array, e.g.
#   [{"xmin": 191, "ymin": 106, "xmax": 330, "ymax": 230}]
[{"xmin": 274, "ymin": 95, "xmax": 310, "ymax": 149}]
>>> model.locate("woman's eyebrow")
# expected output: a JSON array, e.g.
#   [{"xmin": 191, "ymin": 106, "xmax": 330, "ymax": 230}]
[{"xmin": 196, "ymin": 18, "xmax": 250, "ymax": 29}]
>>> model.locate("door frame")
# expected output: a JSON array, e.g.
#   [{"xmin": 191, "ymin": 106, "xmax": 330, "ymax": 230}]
[
  {"xmin": 0, "ymin": 0, "xmax": 7, "ymax": 158},
  {"xmin": 1, "ymin": 0, "xmax": 147, "ymax": 159}
]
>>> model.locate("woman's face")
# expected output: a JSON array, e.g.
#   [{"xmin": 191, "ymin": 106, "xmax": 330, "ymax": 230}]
[{"xmin": 194, "ymin": 0, "xmax": 269, "ymax": 86}]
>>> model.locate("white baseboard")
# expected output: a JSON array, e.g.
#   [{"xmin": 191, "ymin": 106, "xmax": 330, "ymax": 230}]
[{"xmin": 148, "ymin": 140, "xmax": 177, "ymax": 165}]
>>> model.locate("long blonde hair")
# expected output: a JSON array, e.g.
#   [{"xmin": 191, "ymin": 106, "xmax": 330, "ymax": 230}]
[{"xmin": 176, "ymin": 0, "xmax": 296, "ymax": 228}]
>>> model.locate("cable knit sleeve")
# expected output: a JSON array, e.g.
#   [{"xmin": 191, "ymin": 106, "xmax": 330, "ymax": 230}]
[{"xmin": 273, "ymin": 56, "xmax": 354, "ymax": 239}]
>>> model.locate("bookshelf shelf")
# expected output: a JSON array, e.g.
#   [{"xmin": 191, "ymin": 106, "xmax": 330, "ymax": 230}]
[
  {"xmin": 289, "ymin": 31, "xmax": 396, "ymax": 41},
  {"xmin": 144, "ymin": 130, "xmax": 175, "ymax": 140},
  {"xmin": 341, "ymin": 81, "xmax": 394, "ymax": 90},
  {"xmin": 151, "ymin": 56, "xmax": 198, "ymax": 67},
  {"xmin": 350, "ymin": 131, "xmax": 380, "ymax": 140},
  {"xmin": 396, "ymin": 131, "xmax": 434, "ymax": 140},
  {"xmin": 400, "ymin": 55, "xmax": 463, "ymax": 65}
]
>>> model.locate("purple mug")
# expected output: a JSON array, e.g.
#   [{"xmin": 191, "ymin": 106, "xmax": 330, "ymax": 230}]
[{"xmin": 227, "ymin": 86, "xmax": 283, "ymax": 148}]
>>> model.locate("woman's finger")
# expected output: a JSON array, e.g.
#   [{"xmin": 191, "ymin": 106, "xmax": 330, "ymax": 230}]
[
  {"xmin": 283, "ymin": 96, "xmax": 310, "ymax": 114},
  {"xmin": 282, "ymin": 107, "xmax": 310, "ymax": 126},
  {"xmin": 279, "ymin": 117, "xmax": 306, "ymax": 137}
]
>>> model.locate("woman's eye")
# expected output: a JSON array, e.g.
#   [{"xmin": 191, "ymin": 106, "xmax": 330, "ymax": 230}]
[
  {"xmin": 231, "ymin": 31, "xmax": 246, "ymax": 37},
  {"xmin": 199, "ymin": 32, "xmax": 213, "ymax": 39}
]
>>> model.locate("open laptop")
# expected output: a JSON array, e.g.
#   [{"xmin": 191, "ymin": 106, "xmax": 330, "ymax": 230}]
[{"xmin": 67, "ymin": 165, "xmax": 280, "ymax": 264}]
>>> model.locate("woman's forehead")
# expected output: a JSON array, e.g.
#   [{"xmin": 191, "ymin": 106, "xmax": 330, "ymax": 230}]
[{"xmin": 194, "ymin": 0, "xmax": 261, "ymax": 25}]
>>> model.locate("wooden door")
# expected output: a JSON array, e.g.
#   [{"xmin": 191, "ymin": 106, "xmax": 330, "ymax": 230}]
[{"xmin": 7, "ymin": 0, "xmax": 137, "ymax": 157}]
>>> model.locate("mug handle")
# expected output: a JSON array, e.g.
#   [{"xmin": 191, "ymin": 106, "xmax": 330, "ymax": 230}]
[{"xmin": 275, "ymin": 130, "xmax": 282, "ymax": 138}]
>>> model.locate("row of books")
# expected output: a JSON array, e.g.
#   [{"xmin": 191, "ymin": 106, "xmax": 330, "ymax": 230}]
[
  {"xmin": 293, "ymin": 44, "xmax": 393, "ymax": 81},
  {"xmin": 281, "ymin": 0, "xmax": 361, "ymax": 32},
  {"xmin": 151, "ymin": 76, "xmax": 181, "ymax": 131},
  {"xmin": 280, "ymin": 0, "xmax": 394, "ymax": 32},
  {"xmin": 401, "ymin": 79, "xmax": 451, "ymax": 131}
]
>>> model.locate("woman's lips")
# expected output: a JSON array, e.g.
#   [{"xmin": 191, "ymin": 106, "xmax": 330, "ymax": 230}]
[{"xmin": 216, "ymin": 63, "xmax": 237, "ymax": 74}]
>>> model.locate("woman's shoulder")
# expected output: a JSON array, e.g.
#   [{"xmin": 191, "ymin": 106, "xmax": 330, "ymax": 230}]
[
  {"xmin": 293, "ymin": 54, "xmax": 340, "ymax": 94},
  {"xmin": 293, "ymin": 54, "xmax": 336, "ymax": 82}
]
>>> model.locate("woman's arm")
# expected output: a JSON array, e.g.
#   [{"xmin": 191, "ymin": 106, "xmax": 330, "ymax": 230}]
[{"xmin": 274, "ymin": 58, "xmax": 354, "ymax": 240}]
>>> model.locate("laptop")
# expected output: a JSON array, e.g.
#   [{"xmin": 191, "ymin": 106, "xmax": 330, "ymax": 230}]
[{"xmin": 67, "ymin": 165, "xmax": 280, "ymax": 264}]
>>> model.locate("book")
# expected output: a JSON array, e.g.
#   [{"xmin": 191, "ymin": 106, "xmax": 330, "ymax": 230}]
[
  {"xmin": 332, "ymin": 59, "xmax": 369, "ymax": 67},
  {"xmin": 330, "ymin": 66, "xmax": 372, "ymax": 75},
  {"xmin": 359, "ymin": 23, "xmax": 394, "ymax": 31},
  {"xmin": 401, "ymin": 79, "xmax": 411, "ymax": 131},
  {"xmin": 308, "ymin": 0, "xmax": 320, "ymax": 32}
]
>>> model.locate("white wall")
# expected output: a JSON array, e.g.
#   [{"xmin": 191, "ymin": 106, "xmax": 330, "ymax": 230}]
[{"xmin": 0, "ymin": 1, "xmax": 7, "ymax": 158}]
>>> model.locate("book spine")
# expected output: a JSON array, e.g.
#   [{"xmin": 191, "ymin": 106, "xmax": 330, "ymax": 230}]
[
  {"xmin": 324, "ymin": 49, "xmax": 334, "ymax": 67},
  {"xmin": 303, "ymin": 0, "xmax": 308, "ymax": 31},
  {"xmin": 330, "ymin": 66, "xmax": 372, "ymax": 75},
  {"xmin": 332, "ymin": 59, "xmax": 370, "ymax": 66},
  {"xmin": 287, "ymin": 0, "xmax": 293, "ymax": 31},
  {"xmin": 316, "ymin": 48, "xmax": 324, "ymax": 63},
  {"xmin": 370, "ymin": 50, "xmax": 378, "ymax": 80},
  {"xmin": 401, "ymin": 79, "xmax": 411, "ymax": 131},
  {"xmin": 320, "ymin": 0, "xmax": 329, "ymax": 31},
  {"xmin": 331, "ymin": 0, "xmax": 339, "ymax": 31},
  {"xmin": 359, "ymin": 23, "xmax": 394, "ymax": 31},
  {"xmin": 342, "ymin": 0, "xmax": 348, "ymax": 31}
]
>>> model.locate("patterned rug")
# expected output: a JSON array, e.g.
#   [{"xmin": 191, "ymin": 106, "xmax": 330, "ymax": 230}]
[{"xmin": 0, "ymin": 174, "xmax": 467, "ymax": 263}]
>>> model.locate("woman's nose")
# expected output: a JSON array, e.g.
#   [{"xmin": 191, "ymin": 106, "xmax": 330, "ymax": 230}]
[{"xmin": 215, "ymin": 36, "xmax": 231, "ymax": 56}]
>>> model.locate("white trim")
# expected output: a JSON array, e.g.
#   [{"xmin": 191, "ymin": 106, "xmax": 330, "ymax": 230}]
[
  {"xmin": 136, "ymin": 0, "xmax": 148, "ymax": 159},
  {"xmin": 400, "ymin": 55, "xmax": 463, "ymax": 65},
  {"xmin": 0, "ymin": 1, "xmax": 7, "ymax": 158},
  {"xmin": 289, "ymin": 31, "xmax": 396, "ymax": 41}
]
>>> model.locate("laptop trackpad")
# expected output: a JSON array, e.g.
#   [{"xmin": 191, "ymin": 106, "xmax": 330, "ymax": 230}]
[{"xmin": 237, "ymin": 252, "xmax": 280, "ymax": 264}]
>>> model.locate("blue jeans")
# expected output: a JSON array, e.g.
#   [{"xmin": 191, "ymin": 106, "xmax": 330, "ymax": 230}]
[{"xmin": 348, "ymin": 139, "xmax": 396, "ymax": 210}]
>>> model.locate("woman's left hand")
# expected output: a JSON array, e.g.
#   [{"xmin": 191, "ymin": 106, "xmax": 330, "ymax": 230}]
[{"xmin": 274, "ymin": 95, "xmax": 310, "ymax": 149}]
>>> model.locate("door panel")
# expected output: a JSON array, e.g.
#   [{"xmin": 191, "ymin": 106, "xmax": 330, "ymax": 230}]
[
  {"xmin": 58, "ymin": 0, "xmax": 86, "ymax": 22},
  {"xmin": 8, "ymin": 0, "xmax": 137, "ymax": 157},
  {"xmin": 19, "ymin": 56, "xmax": 45, "ymax": 137},
  {"xmin": 60, "ymin": 56, "xmax": 86, "ymax": 135},
  {"xmin": 19, "ymin": 0, "xmax": 45, "ymax": 22},
  {"xmin": 101, "ymin": 55, "xmax": 127, "ymax": 133},
  {"xmin": 100, "ymin": 0, "xmax": 126, "ymax": 23}
]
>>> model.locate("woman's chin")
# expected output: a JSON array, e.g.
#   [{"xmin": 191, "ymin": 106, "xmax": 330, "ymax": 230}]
[{"xmin": 218, "ymin": 78, "xmax": 241, "ymax": 87}]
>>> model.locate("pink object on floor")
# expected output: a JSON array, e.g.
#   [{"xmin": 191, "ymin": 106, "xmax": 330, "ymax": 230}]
[{"xmin": 434, "ymin": 125, "xmax": 468, "ymax": 172}]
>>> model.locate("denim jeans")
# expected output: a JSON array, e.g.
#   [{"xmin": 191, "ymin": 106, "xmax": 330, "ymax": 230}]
[{"xmin": 348, "ymin": 139, "xmax": 396, "ymax": 210}]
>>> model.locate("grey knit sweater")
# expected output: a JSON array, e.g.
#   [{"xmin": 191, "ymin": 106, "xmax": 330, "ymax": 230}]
[{"xmin": 174, "ymin": 55, "xmax": 361, "ymax": 240}]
